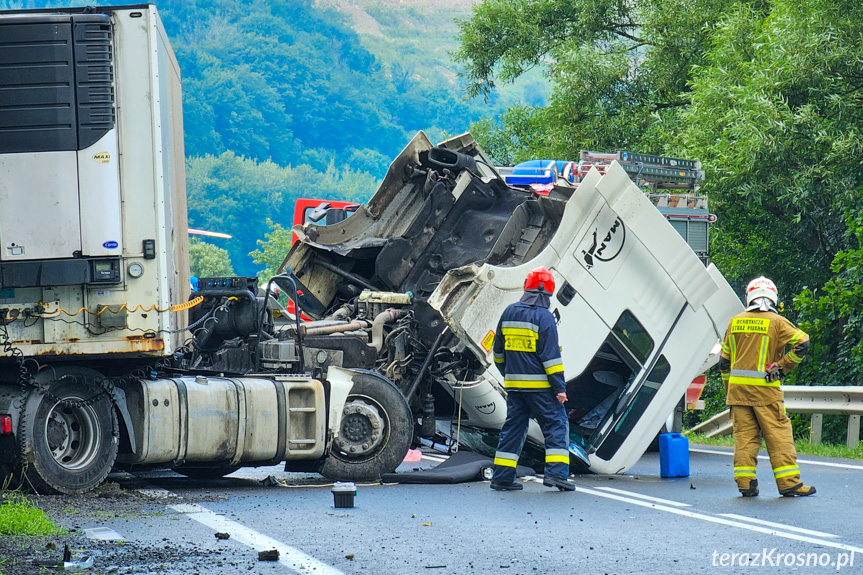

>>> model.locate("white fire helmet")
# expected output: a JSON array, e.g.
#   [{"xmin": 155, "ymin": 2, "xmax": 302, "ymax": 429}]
[{"xmin": 745, "ymin": 276, "xmax": 778, "ymax": 307}]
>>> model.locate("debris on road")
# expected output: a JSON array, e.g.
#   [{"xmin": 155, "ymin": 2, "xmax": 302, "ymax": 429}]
[
  {"xmin": 403, "ymin": 448, "xmax": 423, "ymax": 462},
  {"xmin": 63, "ymin": 556, "xmax": 94, "ymax": 571},
  {"xmin": 332, "ymin": 482, "xmax": 357, "ymax": 508},
  {"xmin": 215, "ymin": 532, "xmax": 231, "ymax": 540},
  {"xmin": 84, "ymin": 527, "xmax": 125, "ymax": 541},
  {"xmin": 258, "ymin": 549, "xmax": 280, "ymax": 561},
  {"xmin": 261, "ymin": 475, "xmax": 284, "ymax": 487}
]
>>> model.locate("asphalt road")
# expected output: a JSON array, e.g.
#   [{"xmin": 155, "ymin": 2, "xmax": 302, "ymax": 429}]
[{"xmin": 67, "ymin": 445, "xmax": 863, "ymax": 574}]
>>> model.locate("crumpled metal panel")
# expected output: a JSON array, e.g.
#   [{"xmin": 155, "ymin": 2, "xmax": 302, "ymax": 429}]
[{"xmin": 283, "ymin": 131, "xmax": 565, "ymax": 347}]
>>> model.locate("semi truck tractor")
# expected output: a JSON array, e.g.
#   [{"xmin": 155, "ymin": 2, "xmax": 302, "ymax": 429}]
[{"xmin": 0, "ymin": 4, "xmax": 742, "ymax": 495}]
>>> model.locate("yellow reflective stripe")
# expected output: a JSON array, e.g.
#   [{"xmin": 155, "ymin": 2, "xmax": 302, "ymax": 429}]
[
  {"xmin": 734, "ymin": 471, "xmax": 757, "ymax": 477},
  {"xmin": 758, "ymin": 336, "xmax": 769, "ymax": 371},
  {"xmin": 729, "ymin": 335, "xmax": 737, "ymax": 364},
  {"xmin": 721, "ymin": 341, "xmax": 731, "ymax": 354},
  {"xmin": 789, "ymin": 330, "xmax": 805, "ymax": 345},
  {"xmin": 775, "ymin": 470, "xmax": 799, "ymax": 479},
  {"xmin": 494, "ymin": 357, "xmax": 505, "ymax": 364},
  {"xmin": 501, "ymin": 327, "xmax": 539, "ymax": 338},
  {"xmin": 494, "ymin": 457, "xmax": 517, "ymax": 468},
  {"xmin": 773, "ymin": 465, "xmax": 800, "ymax": 478},
  {"xmin": 504, "ymin": 380, "xmax": 552, "ymax": 389},
  {"xmin": 545, "ymin": 454, "xmax": 569, "ymax": 464},
  {"xmin": 788, "ymin": 351, "xmax": 803, "ymax": 363},
  {"xmin": 544, "ymin": 364, "xmax": 564, "ymax": 375},
  {"xmin": 734, "ymin": 466, "xmax": 756, "ymax": 471},
  {"xmin": 729, "ymin": 376, "xmax": 780, "ymax": 387},
  {"xmin": 720, "ymin": 373, "xmax": 730, "ymax": 381}
]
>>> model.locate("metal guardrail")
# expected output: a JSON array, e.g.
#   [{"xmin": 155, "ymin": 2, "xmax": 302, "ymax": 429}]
[{"xmin": 688, "ymin": 386, "xmax": 863, "ymax": 448}]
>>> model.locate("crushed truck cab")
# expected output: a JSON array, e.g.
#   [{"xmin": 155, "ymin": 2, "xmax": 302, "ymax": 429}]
[{"xmin": 285, "ymin": 131, "xmax": 742, "ymax": 475}]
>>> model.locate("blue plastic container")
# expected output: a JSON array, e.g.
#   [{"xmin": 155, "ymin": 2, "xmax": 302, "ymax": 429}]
[{"xmin": 659, "ymin": 433, "xmax": 690, "ymax": 478}]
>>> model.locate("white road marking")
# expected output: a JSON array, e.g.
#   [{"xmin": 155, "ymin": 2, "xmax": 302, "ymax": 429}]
[
  {"xmin": 691, "ymin": 448, "xmax": 863, "ymax": 471},
  {"xmin": 171, "ymin": 503, "xmax": 345, "ymax": 575},
  {"xmin": 574, "ymin": 485, "xmax": 863, "ymax": 554},
  {"xmin": 595, "ymin": 486, "xmax": 691, "ymax": 507},
  {"xmin": 719, "ymin": 513, "xmax": 838, "ymax": 539}
]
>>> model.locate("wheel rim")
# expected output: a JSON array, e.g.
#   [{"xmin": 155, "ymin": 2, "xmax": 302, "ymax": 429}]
[
  {"xmin": 334, "ymin": 394, "xmax": 389, "ymax": 459},
  {"xmin": 43, "ymin": 397, "xmax": 103, "ymax": 471}
]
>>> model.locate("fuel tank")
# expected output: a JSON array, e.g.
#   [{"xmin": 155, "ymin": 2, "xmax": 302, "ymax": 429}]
[{"xmin": 117, "ymin": 375, "xmax": 326, "ymax": 466}]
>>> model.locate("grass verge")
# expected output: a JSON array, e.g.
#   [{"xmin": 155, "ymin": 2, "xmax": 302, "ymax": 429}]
[
  {"xmin": 686, "ymin": 432, "xmax": 863, "ymax": 459},
  {"xmin": 0, "ymin": 494, "xmax": 64, "ymax": 537}
]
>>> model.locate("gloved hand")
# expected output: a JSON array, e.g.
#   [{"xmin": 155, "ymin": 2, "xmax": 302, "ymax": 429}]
[{"xmin": 765, "ymin": 362, "xmax": 784, "ymax": 383}]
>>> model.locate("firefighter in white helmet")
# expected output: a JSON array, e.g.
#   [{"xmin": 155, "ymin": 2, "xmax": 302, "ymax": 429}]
[{"xmin": 719, "ymin": 277, "xmax": 814, "ymax": 497}]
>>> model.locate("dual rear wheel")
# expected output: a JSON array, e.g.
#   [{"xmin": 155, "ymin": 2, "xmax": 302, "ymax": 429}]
[{"xmin": 17, "ymin": 368, "xmax": 118, "ymax": 495}]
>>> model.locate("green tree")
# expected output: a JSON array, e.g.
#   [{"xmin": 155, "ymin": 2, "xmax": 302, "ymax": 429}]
[
  {"xmin": 189, "ymin": 238, "xmax": 235, "ymax": 278},
  {"xmin": 249, "ymin": 219, "xmax": 294, "ymax": 281},
  {"xmin": 679, "ymin": 0, "xmax": 863, "ymax": 392},
  {"xmin": 454, "ymin": 0, "xmax": 736, "ymax": 159},
  {"xmin": 186, "ymin": 152, "xmax": 379, "ymax": 275}
]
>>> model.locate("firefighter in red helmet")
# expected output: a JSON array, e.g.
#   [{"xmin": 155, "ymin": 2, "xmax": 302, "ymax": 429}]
[{"xmin": 490, "ymin": 266, "xmax": 575, "ymax": 491}]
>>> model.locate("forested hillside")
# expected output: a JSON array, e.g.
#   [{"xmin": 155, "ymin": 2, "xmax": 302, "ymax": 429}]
[{"xmin": 2, "ymin": 0, "xmax": 532, "ymax": 273}]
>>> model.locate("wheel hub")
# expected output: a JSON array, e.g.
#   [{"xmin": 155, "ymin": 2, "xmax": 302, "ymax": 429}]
[
  {"xmin": 335, "ymin": 399, "xmax": 385, "ymax": 457},
  {"xmin": 43, "ymin": 401, "xmax": 101, "ymax": 470}
]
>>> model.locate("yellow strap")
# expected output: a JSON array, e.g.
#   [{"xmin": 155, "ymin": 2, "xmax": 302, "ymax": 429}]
[
  {"xmin": 494, "ymin": 457, "xmax": 517, "ymax": 468},
  {"xmin": 545, "ymin": 454, "xmax": 569, "ymax": 464}
]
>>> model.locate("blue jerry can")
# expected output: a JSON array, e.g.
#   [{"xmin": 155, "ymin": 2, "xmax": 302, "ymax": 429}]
[{"xmin": 659, "ymin": 433, "xmax": 690, "ymax": 478}]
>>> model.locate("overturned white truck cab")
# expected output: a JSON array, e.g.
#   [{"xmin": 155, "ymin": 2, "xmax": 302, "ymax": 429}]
[{"xmin": 285, "ymin": 132, "xmax": 743, "ymax": 475}]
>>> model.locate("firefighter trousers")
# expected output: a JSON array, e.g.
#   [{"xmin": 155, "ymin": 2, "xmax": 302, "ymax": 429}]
[
  {"xmin": 731, "ymin": 402, "xmax": 802, "ymax": 492},
  {"xmin": 492, "ymin": 390, "xmax": 570, "ymax": 484}
]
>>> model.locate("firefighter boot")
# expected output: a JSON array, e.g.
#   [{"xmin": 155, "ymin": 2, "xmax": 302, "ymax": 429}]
[
  {"xmin": 779, "ymin": 483, "xmax": 816, "ymax": 497},
  {"xmin": 739, "ymin": 479, "xmax": 759, "ymax": 497},
  {"xmin": 490, "ymin": 481, "xmax": 524, "ymax": 491},
  {"xmin": 543, "ymin": 476, "xmax": 576, "ymax": 491}
]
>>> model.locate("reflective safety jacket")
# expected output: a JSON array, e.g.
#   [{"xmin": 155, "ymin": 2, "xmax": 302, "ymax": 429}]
[
  {"xmin": 719, "ymin": 310, "xmax": 810, "ymax": 406},
  {"xmin": 492, "ymin": 292, "xmax": 565, "ymax": 394}
]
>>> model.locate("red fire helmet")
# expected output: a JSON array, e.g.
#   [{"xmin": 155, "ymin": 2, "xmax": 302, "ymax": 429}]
[{"xmin": 524, "ymin": 266, "xmax": 555, "ymax": 294}]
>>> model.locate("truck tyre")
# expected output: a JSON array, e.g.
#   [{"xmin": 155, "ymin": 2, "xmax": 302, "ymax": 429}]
[
  {"xmin": 320, "ymin": 372, "xmax": 412, "ymax": 481},
  {"xmin": 18, "ymin": 370, "xmax": 118, "ymax": 495}
]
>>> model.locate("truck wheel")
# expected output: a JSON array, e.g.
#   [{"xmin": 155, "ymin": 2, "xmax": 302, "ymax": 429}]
[
  {"xmin": 18, "ymin": 373, "xmax": 118, "ymax": 495},
  {"xmin": 320, "ymin": 372, "xmax": 412, "ymax": 481},
  {"xmin": 175, "ymin": 466, "xmax": 240, "ymax": 479}
]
